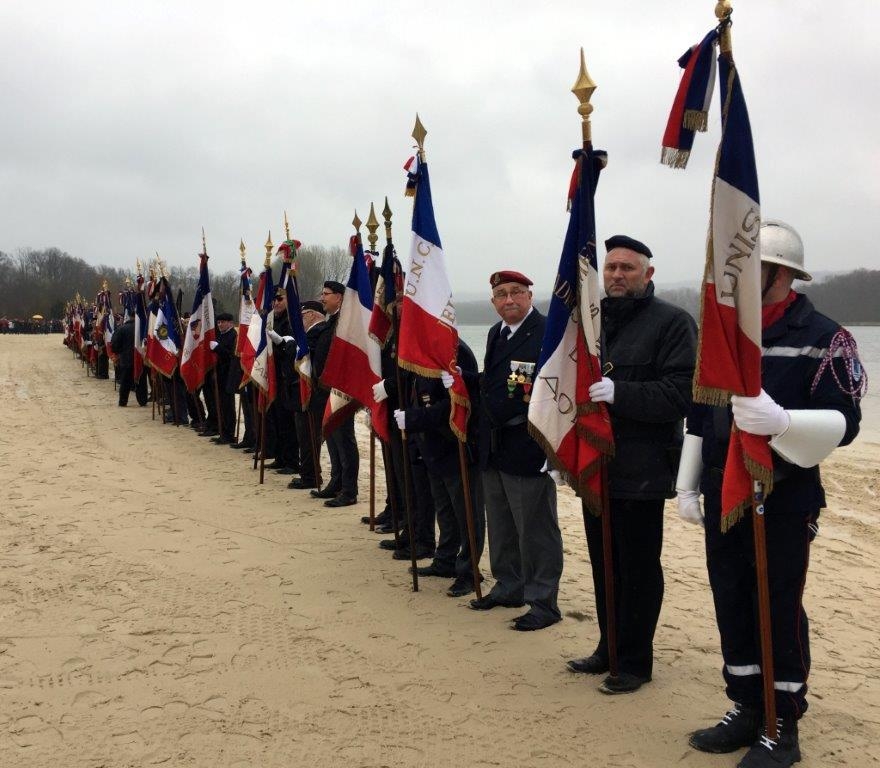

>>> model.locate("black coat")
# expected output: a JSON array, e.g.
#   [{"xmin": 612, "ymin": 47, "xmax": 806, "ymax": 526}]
[
  {"xmin": 601, "ymin": 283, "xmax": 697, "ymax": 499},
  {"xmin": 690, "ymin": 293, "xmax": 861, "ymax": 512},
  {"xmin": 272, "ymin": 311, "xmax": 300, "ymax": 411},
  {"xmin": 404, "ymin": 340, "xmax": 480, "ymax": 476},
  {"xmin": 110, "ymin": 318, "xmax": 135, "ymax": 368},
  {"xmin": 479, "ymin": 308, "xmax": 548, "ymax": 476},
  {"xmin": 307, "ymin": 316, "xmax": 332, "ymax": 416},
  {"xmin": 213, "ymin": 326, "xmax": 237, "ymax": 392}
]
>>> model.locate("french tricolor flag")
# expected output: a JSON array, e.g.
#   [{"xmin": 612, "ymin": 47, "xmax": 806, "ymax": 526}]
[
  {"xmin": 321, "ymin": 233, "xmax": 388, "ymax": 441},
  {"xmin": 527, "ymin": 147, "xmax": 614, "ymax": 513},
  {"xmin": 397, "ymin": 155, "xmax": 470, "ymax": 441},
  {"xmin": 145, "ymin": 280, "xmax": 181, "ymax": 378},
  {"xmin": 180, "ymin": 253, "xmax": 216, "ymax": 392},
  {"xmin": 239, "ymin": 264, "xmax": 276, "ymax": 407},
  {"xmin": 663, "ymin": 35, "xmax": 772, "ymax": 528}
]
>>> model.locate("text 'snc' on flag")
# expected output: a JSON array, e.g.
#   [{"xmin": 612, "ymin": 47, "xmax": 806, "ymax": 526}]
[
  {"xmin": 145, "ymin": 280, "xmax": 181, "ymax": 378},
  {"xmin": 321, "ymin": 235, "xmax": 388, "ymax": 441},
  {"xmin": 527, "ymin": 147, "xmax": 614, "ymax": 514},
  {"xmin": 398, "ymin": 155, "xmax": 470, "ymax": 441},
  {"xmin": 239, "ymin": 265, "xmax": 276, "ymax": 408},
  {"xmin": 663, "ymin": 34, "xmax": 771, "ymax": 529},
  {"xmin": 180, "ymin": 253, "xmax": 216, "ymax": 392}
]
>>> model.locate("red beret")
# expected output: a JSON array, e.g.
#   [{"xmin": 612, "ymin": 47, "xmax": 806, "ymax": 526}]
[{"xmin": 490, "ymin": 270, "xmax": 533, "ymax": 289}]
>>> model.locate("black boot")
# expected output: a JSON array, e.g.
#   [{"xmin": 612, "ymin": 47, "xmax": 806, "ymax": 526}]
[
  {"xmin": 690, "ymin": 703, "xmax": 763, "ymax": 754},
  {"xmin": 737, "ymin": 718, "xmax": 801, "ymax": 768}
]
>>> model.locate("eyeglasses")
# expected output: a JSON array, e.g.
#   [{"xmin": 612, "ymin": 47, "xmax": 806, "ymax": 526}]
[
  {"xmin": 273, "ymin": 297, "xmax": 284, "ymax": 302},
  {"xmin": 492, "ymin": 288, "xmax": 528, "ymax": 300}
]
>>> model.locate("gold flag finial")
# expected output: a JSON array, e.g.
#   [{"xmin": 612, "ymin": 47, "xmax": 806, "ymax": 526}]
[
  {"xmin": 201, "ymin": 226, "xmax": 207, "ymax": 256},
  {"xmin": 571, "ymin": 47, "xmax": 597, "ymax": 147},
  {"xmin": 352, "ymin": 209, "xmax": 362, "ymax": 233},
  {"xmin": 239, "ymin": 239, "xmax": 246, "ymax": 265},
  {"xmin": 412, "ymin": 113, "xmax": 427, "ymax": 160},
  {"xmin": 366, "ymin": 202, "xmax": 379, "ymax": 253},
  {"xmin": 136, "ymin": 258, "xmax": 142, "ymax": 275},
  {"xmin": 283, "ymin": 210, "xmax": 291, "ymax": 241},
  {"xmin": 264, "ymin": 230, "xmax": 273, "ymax": 268},
  {"xmin": 715, "ymin": 0, "xmax": 733, "ymax": 54},
  {"xmin": 382, "ymin": 196, "xmax": 393, "ymax": 241}
]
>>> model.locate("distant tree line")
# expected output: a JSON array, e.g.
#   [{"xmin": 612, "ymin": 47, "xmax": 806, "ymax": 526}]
[
  {"xmin": 3, "ymin": 247, "xmax": 878, "ymax": 326},
  {"xmin": 0, "ymin": 246, "xmax": 351, "ymax": 319}
]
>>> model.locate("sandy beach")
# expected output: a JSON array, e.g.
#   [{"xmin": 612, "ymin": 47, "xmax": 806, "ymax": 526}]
[{"xmin": 1, "ymin": 335, "xmax": 877, "ymax": 767}]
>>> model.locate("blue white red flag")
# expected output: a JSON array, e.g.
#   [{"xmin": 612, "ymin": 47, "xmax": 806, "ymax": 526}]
[
  {"xmin": 239, "ymin": 263, "xmax": 276, "ymax": 407},
  {"xmin": 527, "ymin": 147, "xmax": 614, "ymax": 513},
  {"xmin": 368, "ymin": 241, "xmax": 402, "ymax": 349},
  {"xmin": 662, "ymin": 34, "xmax": 770, "ymax": 528},
  {"xmin": 180, "ymin": 253, "xmax": 216, "ymax": 392},
  {"xmin": 145, "ymin": 278, "xmax": 181, "ymax": 378},
  {"xmin": 133, "ymin": 276, "xmax": 148, "ymax": 381},
  {"xmin": 277, "ymin": 241, "xmax": 313, "ymax": 409},
  {"xmin": 321, "ymin": 234, "xmax": 388, "ymax": 441},
  {"xmin": 398, "ymin": 154, "xmax": 470, "ymax": 441}
]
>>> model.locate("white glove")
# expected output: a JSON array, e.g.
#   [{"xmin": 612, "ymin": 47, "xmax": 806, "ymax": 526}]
[
  {"xmin": 676, "ymin": 489, "xmax": 704, "ymax": 526},
  {"xmin": 282, "ymin": 335, "xmax": 295, "ymax": 344},
  {"xmin": 548, "ymin": 469, "xmax": 565, "ymax": 487},
  {"xmin": 393, "ymin": 409, "xmax": 406, "ymax": 430},
  {"xmin": 266, "ymin": 329, "xmax": 282, "ymax": 344},
  {"xmin": 731, "ymin": 388, "xmax": 790, "ymax": 436},
  {"xmin": 209, "ymin": 340, "xmax": 218, "ymax": 350},
  {"xmin": 440, "ymin": 371, "xmax": 454, "ymax": 389},
  {"xmin": 589, "ymin": 377, "xmax": 615, "ymax": 404},
  {"xmin": 372, "ymin": 380, "xmax": 388, "ymax": 403}
]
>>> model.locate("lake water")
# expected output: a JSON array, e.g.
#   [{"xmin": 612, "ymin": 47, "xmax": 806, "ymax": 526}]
[{"xmin": 459, "ymin": 323, "xmax": 880, "ymax": 443}]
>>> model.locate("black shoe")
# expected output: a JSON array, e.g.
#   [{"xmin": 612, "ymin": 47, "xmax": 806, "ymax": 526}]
[
  {"xmin": 289, "ymin": 478, "xmax": 318, "ymax": 489},
  {"xmin": 311, "ymin": 487, "xmax": 340, "ymax": 499},
  {"xmin": 392, "ymin": 546, "xmax": 434, "ymax": 561},
  {"xmin": 414, "ymin": 563, "xmax": 456, "ymax": 578},
  {"xmin": 690, "ymin": 703, "xmax": 763, "ymax": 754},
  {"xmin": 447, "ymin": 576, "xmax": 480, "ymax": 597},
  {"xmin": 379, "ymin": 538, "xmax": 407, "ymax": 551},
  {"xmin": 377, "ymin": 520, "xmax": 403, "ymax": 534},
  {"xmin": 325, "ymin": 495, "xmax": 357, "ymax": 508},
  {"xmin": 265, "ymin": 460, "xmax": 286, "ymax": 469},
  {"xmin": 211, "ymin": 436, "xmax": 233, "ymax": 444},
  {"xmin": 231, "ymin": 440, "xmax": 253, "ymax": 449},
  {"xmin": 469, "ymin": 594, "xmax": 525, "ymax": 611},
  {"xmin": 275, "ymin": 467, "xmax": 297, "ymax": 475},
  {"xmin": 598, "ymin": 672, "xmax": 650, "ymax": 695},
  {"xmin": 361, "ymin": 511, "xmax": 392, "ymax": 526},
  {"xmin": 566, "ymin": 654, "xmax": 609, "ymax": 675},
  {"xmin": 242, "ymin": 446, "xmax": 257, "ymax": 454},
  {"xmin": 200, "ymin": 428, "xmax": 219, "ymax": 437},
  {"xmin": 736, "ymin": 718, "xmax": 800, "ymax": 768},
  {"xmin": 511, "ymin": 612, "xmax": 561, "ymax": 632}
]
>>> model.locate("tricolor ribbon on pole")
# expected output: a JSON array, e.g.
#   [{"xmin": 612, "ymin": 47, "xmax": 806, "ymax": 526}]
[{"xmin": 662, "ymin": 22, "xmax": 772, "ymax": 529}]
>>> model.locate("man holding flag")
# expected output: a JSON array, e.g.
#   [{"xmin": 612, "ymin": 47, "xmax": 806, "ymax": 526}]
[
  {"xmin": 567, "ymin": 236, "xmax": 696, "ymax": 693},
  {"xmin": 661, "ymin": 10, "xmax": 865, "ymax": 765},
  {"xmin": 679, "ymin": 223, "xmax": 863, "ymax": 766}
]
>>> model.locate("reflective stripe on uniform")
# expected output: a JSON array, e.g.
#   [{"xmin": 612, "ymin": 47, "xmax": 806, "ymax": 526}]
[
  {"xmin": 762, "ymin": 345, "xmax": 846, "ymax": 359},
  {"xmin": 726, "ymin": 664, "xmax": 761, "ymax": 676}
]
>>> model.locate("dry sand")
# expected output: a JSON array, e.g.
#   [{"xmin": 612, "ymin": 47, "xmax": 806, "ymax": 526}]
[{"xmin": 1, "ymin": 335, "xmax": 877, "ymax": 767}]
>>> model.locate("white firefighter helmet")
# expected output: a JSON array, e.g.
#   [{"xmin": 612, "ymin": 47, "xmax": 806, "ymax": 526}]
[{"xmin": 760, "ymin": 219, "xmax": 812, "ymax": 281}]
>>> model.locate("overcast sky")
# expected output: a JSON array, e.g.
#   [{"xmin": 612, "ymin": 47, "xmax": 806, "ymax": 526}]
[{"xmin": 2, "ymin": 1, "xmax": 876, "ymax": 298}]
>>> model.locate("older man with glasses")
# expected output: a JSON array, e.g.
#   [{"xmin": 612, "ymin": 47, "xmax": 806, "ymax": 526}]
[{"xmin": 470, "ymin": 270, "xmax": 564, "ymax": 632}]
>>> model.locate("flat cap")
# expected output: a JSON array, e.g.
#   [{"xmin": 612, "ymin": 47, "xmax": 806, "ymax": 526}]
[
  {"xmin": 323, "ymin": 280, "xmax": 345, "ymax": 295},
  {"xmin": 216, "ymin": 311, "xmax": 234, "ymax": 322},
  {"xmin": 605, "ymin": 235, "xmax": 653, "ymax": 260},
  {"xmin": 490, "ymin": 270, "xmax": 533, "ymax": 289},
  {"xmin": 274, "ymin": 285, "xmax": 287, "ymax": 298},
  {"xmin": 301, "ymin": 300, "xmax": 324, "ymax": 314}
]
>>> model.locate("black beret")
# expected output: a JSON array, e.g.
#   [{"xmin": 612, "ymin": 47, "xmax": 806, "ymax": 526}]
[
  {"xmin": 604, "ymin": 235, "xmax": 653, "ymax": 260},
  {"xmin": 323, "ymin": 280, "xmax": 345, "ymax": 295},
  {"xmin": 301, "ymin": 300, "xmax": 324, "ymax": 313},
  {"xmin": 216, "ymin": 312, "xmax": 234, "ymax": 322}
]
